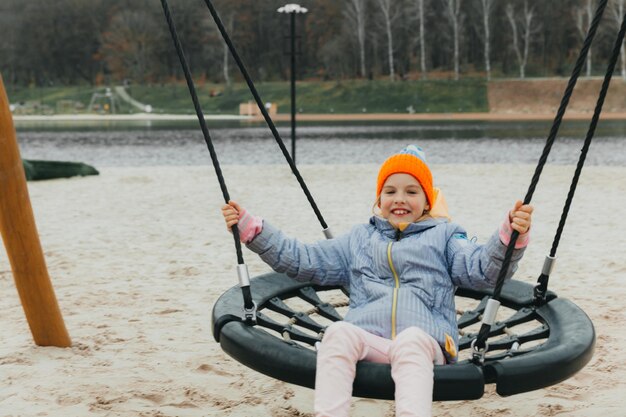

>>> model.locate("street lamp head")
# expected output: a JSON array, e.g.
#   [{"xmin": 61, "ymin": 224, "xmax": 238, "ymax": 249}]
[{"xmin": 277, "ymin": 4, "xmax": 308, "ymax": 14}]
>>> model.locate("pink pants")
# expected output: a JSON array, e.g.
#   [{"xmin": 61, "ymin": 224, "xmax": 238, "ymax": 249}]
[{"xmin": 314, "ymin": 321, "xmax": 444, "ymax": 417}]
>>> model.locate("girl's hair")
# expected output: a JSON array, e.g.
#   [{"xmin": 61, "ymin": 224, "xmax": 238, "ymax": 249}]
[{"xmin": 371, "ymin": 196, "xmax": 432, "ymax": 223}]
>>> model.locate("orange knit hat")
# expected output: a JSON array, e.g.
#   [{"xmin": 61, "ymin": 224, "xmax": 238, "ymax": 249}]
[{"xmin": 376, "ymin": 145, "xmax": 434, "ymax": 208}]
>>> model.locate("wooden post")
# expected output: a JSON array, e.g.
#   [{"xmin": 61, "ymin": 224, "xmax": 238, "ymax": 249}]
[{"xmin": 0, "ymin": 75, "xmax": 71, "ymax": 347}]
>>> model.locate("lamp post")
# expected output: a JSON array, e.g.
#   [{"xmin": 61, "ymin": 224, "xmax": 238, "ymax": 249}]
[{"xmin": 277, "ymin": 3, "xmax": 307, "ymax": 164}]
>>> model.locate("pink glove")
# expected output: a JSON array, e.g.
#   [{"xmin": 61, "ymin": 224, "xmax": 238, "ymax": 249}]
[
  {"xmin": 236, "ymin": 208, "xmax": 263, "ymax": 244},
  {"xmin": 499, "ymin": 213, "xmax": 530, "ymax": 249}
]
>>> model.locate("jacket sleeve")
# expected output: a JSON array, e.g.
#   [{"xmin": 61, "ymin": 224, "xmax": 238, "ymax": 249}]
[
  {"xmin": 245, "ymin": 221, "xmax": 352, "ymax": 287},
  {"xmin": 445, "ymin": 224, "xmax": 525, "ymax": 289}
]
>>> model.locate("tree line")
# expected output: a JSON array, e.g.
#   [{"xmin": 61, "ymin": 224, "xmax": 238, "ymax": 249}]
[{"xmin": 1, "ymin": 0, "xmax": 625, "ymax": 88}]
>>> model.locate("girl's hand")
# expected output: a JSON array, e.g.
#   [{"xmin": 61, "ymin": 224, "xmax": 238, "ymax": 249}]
[
  {"xmin": 221, "ymin": 201, "xmax": 264, "ymax": 243},
  {"xmin": 509, "ymin": 200, "xmax": 533, "ymax": 235},
  {"xmin": 221, "ymin": 200, "xmax": 243, "ymax": 231}
]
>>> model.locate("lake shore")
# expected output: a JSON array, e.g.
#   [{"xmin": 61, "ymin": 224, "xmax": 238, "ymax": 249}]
[
  {"xmin": 1, "ymin": 163, "xmax": 624, "ymax": 416},
  {"xmin": 13, "ymin": 110, "xmax": 626, "ymax": 124},
  {"xmin": 253, "ymin": 111, "xmax": 626, "ymax": 122}
]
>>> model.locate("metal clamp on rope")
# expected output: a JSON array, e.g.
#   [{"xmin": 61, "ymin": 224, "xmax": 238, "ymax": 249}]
[
  {"xmin": 541, "ymin": 255, "xmax": 557, "ymax": 276},
  {"xmin": 322, "ymin": 227, "xmax": 334, "ymax": 239},
  {"xmin": 237, "ymin": 264, "xmax": 251, "ymax": 287},
  {"xmin": 237, "ymin": 264, "xmax": 257, "ymax": 322},
  {"xmin": 482, "ymin": 299, "xmax": 501, "ymax": 327}
]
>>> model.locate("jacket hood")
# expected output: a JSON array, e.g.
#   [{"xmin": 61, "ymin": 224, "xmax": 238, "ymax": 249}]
[{"xmin": 369, "ymin": 215, "xmax": 446, "ymax": 239}]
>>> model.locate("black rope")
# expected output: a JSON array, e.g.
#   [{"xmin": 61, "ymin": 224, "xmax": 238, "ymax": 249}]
[
  {"xmin": 473, "ymin": 0, "xmax": 609, "ymax": 354},
  {"xmin": 535, "ymin": 11, "xmax": 626, "ymax": 302},
  {"xmin": 202, "ymin": 0, "xmax": 329, "ymax": 231},
  {"xmin": 159, "ymin": 0, "xmax": 253, "ymax": 312},
  {"xmin": 550, "ymin": 13, "xmax": 626, "ymax": 257}
]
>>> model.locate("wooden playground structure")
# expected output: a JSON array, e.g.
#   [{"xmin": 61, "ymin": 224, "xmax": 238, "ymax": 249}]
[{"xmin": 0, "ymin": 75, "xmax": 71, "ymax": 347}]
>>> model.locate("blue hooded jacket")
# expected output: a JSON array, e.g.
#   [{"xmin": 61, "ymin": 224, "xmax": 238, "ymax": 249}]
[{"xmin": 246, "ymin": 215, "xmax": 525, "ymax": 363}]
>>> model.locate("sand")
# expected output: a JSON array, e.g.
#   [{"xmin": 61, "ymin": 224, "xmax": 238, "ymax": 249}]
[{"xmin": 1, "ymin": 163, "xmax": 625, "ymax": 416}]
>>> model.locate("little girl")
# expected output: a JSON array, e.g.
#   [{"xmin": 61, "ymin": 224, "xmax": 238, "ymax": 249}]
[{"xmin": 221, "ymin": 145, "xmax": 533, "ymax": 417}]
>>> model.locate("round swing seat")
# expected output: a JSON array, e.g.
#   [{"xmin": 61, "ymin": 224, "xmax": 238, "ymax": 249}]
[{"xmin": 212, "ymin": 272, "xmax": 595, "ymax": 401}]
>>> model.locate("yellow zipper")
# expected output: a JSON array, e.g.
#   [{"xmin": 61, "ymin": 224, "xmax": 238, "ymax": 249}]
[{"xmin": 387, "ymin": 241, "xmax": 401, "ymax": 339}]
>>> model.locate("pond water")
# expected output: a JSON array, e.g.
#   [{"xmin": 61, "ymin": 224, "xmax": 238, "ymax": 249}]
[{"xmin": 15, "ymin": 119, "xmax": 626, "ymax": 167}]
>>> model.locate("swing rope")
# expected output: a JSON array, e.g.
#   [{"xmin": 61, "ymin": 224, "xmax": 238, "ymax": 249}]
[
  {"xmin": 202, "ymin": 0, "xmax": 332, "ymax": 237},
  {"xmin": 472, "ymin": 0, "xmax": 611, "ymax": 360},
  {"xmin": 534, "ymin": 10, "xmax": 626, "ymax": 304},
  {"xmin": 159, "ymin": 0, "xmax": 256, "ymax": 317}
]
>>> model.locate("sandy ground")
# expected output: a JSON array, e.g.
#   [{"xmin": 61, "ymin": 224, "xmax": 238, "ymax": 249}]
[{"xmin": 1, "ymin": 163, "xmax": 625, "ymax": 416}]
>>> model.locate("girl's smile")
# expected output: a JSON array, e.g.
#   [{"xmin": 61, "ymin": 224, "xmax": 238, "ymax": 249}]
[{"xmin": 391, "ymin": 208, "xmax": 410, "ymax": 215}]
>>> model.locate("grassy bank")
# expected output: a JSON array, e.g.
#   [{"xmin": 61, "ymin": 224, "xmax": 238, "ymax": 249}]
[{"xmin": 6, "ymin": 79, "xmax": 489, "ymax": 115}]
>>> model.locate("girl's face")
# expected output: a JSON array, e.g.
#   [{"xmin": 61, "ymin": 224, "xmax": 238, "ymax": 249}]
[{"xmin": 380, "ymin": 173, "xmax": 430, "ymax": 227}]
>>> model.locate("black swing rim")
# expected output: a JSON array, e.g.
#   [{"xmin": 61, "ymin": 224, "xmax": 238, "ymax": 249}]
[{"xmin": 212, "ymin": 273, "xmax": 595, "ymax": 401}]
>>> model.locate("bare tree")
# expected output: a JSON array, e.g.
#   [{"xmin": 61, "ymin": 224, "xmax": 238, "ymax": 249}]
[
  {"xmin": 477, "ymin": 0, "xmax": 495, "ymax": 81},
  {"xmin": 575, "ymin": 0, "xmax": 594, "ymax": 77},
  {"xmin": 416, "ymin": 0, "xmax": 428, "ymax": 79},
  {"xmin": 443, "ymin": 0, "xmax": 463, "ymax": 80},
  {"xmin": 375, "ymin": 0, "xmax": 401, "ymax": 81},
  {"xmin": 610, "ymin": 0, "xmax": 626, "ymax": 80},
  {"xmin": 222, "ymin": 13, "xmax": 234, "ymax": 86},
  {"xmin": 344, "ymin": 0, "xmax": 368, "ymax": 78},
  {"xmin": 506, "ymin": 1, "xmax": 537, "ymax": 79}
]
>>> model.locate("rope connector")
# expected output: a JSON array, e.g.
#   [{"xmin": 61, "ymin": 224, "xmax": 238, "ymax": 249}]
[
  {"xmin": 243, "ymin": 300, "xmax": 257, "ymax": 323},
  {"xmin": 534, "ymin": 255, "xmax": 557, "ymax": 305},
  {"xmin": 237, "ymin": 263, "xmax": 257, "ymax": 322},
  {"xmin": 471, "ymin": 338, "xmax": 489, "ymax": 365},
  {"xmin": 471, "ymin": 299, "xmax": 500, "ymax": 364},
  {"xmin": 533, "ymin": 282, "xmax": 547, "ymax": 305},
  {"xmin": 322, "ymin": 228, "xmax": 334, "ymax": 239}
]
